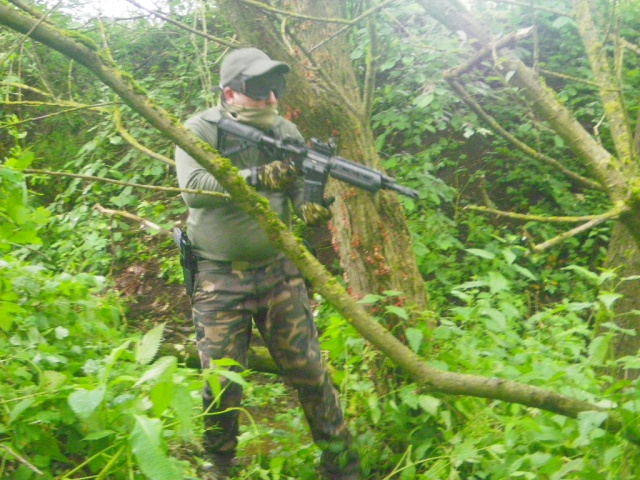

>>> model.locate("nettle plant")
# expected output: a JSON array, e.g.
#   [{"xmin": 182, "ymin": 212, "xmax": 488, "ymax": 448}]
[{"xmin": 1, "ymin": 137, "xmax": 201, "ymax": 480}]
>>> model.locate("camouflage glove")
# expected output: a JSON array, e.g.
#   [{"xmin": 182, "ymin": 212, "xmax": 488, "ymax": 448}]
[
  {"xmin": 247, "ymin": 160, "xmax": 298, "ymax": 190},
  {"xmin": 301, "ymin": 202, "xmax": 332, "ymax": 226}
]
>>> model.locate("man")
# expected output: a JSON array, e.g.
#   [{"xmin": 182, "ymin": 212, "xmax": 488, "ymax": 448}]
[{"xmin": 175, "ymin": 47, "xmax": 360, "ymax": 480}]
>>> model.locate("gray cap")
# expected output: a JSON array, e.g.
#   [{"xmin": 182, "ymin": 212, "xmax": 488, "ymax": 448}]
[{"xmin": 219, "ymin": 48, "xmax": 290, "ymax": 87}]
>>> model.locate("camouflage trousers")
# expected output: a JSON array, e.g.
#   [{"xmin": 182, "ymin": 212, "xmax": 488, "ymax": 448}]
[{"xmin": 191, "ymin": 256, "xmax": 353, "ymax": 458}]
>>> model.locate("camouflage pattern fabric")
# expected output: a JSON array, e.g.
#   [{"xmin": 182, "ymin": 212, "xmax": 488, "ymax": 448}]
[{"xmin": 191, "ymin": 257, "xmax": 355, "ymax": 464}]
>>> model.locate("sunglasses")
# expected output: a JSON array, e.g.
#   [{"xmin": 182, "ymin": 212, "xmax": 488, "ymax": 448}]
[{"xmin": 229, "ymin": 73, "xmax": 286, "ymax": 101}]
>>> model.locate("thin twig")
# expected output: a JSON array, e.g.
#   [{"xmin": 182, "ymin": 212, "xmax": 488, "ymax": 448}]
[
  {"xmin": 0, "ymin": 81, "xmax": 52, "ymax": 97},
  {"xmin": 0, "ymin": 445, "xmax": 43, "ymax": 476},
  {"xmin": 24, "ymin": 169, "xmax": 230, "ymax": 200},
  {"xmin": 381, "ymin": 10, "xmax": 447, "ymax": 52},
  {"xmin": 123, "ymin": 0, "xmax": 239, "ymax": 48},
  {"xmin": 94, "ymin": 204, "xmax": 168, "ymax": 234},
  {"xmin": 466, "ymin": 204, "xmax": 626, "ymax": 223},
  {"xmin": 307, "ymin": 0, "xmax": 399, "ymax": 53},
  {"xmin": 531, "ymin": 215, "xmax": 615, "ymax": 253},
  {"xmin": 362, "ymin": 0, "xmax": 377, "ymax": 119},
  {"xmin": 235, "ymin": 0, "xmax": 352, "ymax": 25},
  {"xmin": 467, "ymin": 203, "xmax": 628, "ymax": 254},
  {"xmin": 621, "ymin": 38, "xmax": 640, "ymax": 56},
  {"xmin": 283, "ymin": 25, "xmax": 364, "ymax": 120},
  {"xmin": 113, "ymin": 105, "xmax": 175, "ymax": 166},
  {"xmin": 0, "ymin": 101, "xmax": 119, "ymax": 126},
  {"xmin": 478, "ymin": 175, "xmax": 496, "ymax": 209},
  {"xmin": 539, "ymin": 68, "xmax": 617, "ymax": 91},
  {"xmin": 489, "ymin": 0, "xmax": 572, "ymax": 17},
  {"xmin": 444, "ymin": 26, "xmax": 534, "ymax": 78}
]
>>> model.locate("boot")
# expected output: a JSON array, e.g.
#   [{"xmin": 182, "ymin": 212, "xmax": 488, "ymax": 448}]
[
  {"xmin": 318, "ymin": 449, "xmax": 361, "ymax": 480},
  {"xmin": 202, "ymin": 452, "xmax": 237, "ymax": 480}
]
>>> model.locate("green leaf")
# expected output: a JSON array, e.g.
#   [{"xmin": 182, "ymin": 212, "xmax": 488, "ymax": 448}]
[
  {"xmin": 465, "ymin": 248, "xmax": 495, "ymax": 260},
  {"xmin": 588, "ymin": 336, "xmax": 611, "ymax": 365},
  {"xmin": 68, "ymin": 386, "xmax": 106, "ymax": 419},
  {"xmin": 502, "ymin": 248, "xmax": 516, "ymax": 265},
  {"xmin": 130, "ymin": 415, "xmax": 182, "ymax": 480},
  {"xmin": 171, "ymin": 385, "xmax": 194, "ymax": 436},
  {"xmin": 598, "ymin": 292, "xmax": 622, "ymax": 310},
  {"xmin": 481, "ymin": 308, "xmax": 507, "ymax": 332},
  {"xmin": 368, "ymin": 394, "xmax": 381, "ymax": 424},
  {"xmin": 5, "ymin": 150, "xmax": 35, "ymax": 170},
  {"xmin": 358, "ymin": 294, "xmax": 384, "ymax": 304},
  {"xmin": 150, "ymin": 381, "xmax": 175, "ymax": 416},
  {"xmin": 0, "ymin": 302, "xmax": 22, "ymax": 331},
  {"xmin": 562, "ymin": 265, "xmax": 600, "ymax": 284},
  {"xmin": 577, "ymin": 410, "xmax": 608, "ymax": 444},
  {"xmin": 9, "ymin": 398, "xmax": 35, "ymax": 424},
  {"xmin": 405, "ymin": 328, "xmax": 424, "ymax": 353},
  {"xmin": 418, "ymin": 395, "xmax": 441, "ymax": 416},
  {"xmin": 136, "ymin": 323, "xmax": 165, "ymax": 365},
  {"xmin": 83, "ymin": 430, "xmax": 116, "ymax": 441},
  {"xmin": 135, "ymin": 356, "xmax": 177, "ymax": 387},
  {"xmin": 413, "ymin": 93, "xmax": 433, "ymax": 108},
  {"xmin": 216, "ymin": 369, "xmax": 249, "ymax": 387},
  {"xmin": 512, "ymin": 264, "xmax": 537, "ymax": 281},
  {"xmin": 385, "ymin": 305, "xmax": 409, "ymax": 320},
  {"xmin": 552, "ymin": 16, "xmax": 576, "ymax": 29},
  {"xmin": 486, "ymin": 271, "xmax": 509, "ymax": 294}
]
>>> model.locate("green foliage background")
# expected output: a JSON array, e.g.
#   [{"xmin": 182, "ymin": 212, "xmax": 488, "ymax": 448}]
[{"xmin": 2, "ymin": 0, "xmax": 640, "ymax": 478}]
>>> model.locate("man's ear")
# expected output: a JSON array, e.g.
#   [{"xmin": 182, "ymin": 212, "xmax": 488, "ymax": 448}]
[{"xmin": 222, "ymin": 87, "xmax": 235, "ymax": 103}]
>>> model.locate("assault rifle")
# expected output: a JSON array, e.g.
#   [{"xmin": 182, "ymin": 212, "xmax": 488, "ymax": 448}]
[{"xmin": 217, "ymin": 117, "xmax": 419, "ymax": 204}]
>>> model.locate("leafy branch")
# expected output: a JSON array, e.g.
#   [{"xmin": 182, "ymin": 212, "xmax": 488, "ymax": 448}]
[{"xmin": 443, "ymin": 30, "xmax": 604, "ymax": 191}]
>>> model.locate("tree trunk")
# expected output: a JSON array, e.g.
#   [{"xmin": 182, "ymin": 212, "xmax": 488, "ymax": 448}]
[
  {"xmin": 219, "ymin": 0, "xmax": 429, "ymax": 317},
  {"xmin": 603, "ymin": 223, "xmax": 640, "ymax": 379}
]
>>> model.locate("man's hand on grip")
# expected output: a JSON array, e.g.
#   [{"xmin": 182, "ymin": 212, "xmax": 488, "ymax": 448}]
[{"xmin": 249, "ymin": 160, "xmax": 298, "ymax": 190}]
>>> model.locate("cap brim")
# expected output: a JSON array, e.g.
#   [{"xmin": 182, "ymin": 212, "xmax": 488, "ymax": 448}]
[{"xmin": 243, "ymin": 60, "xmax": 290, "ymax": 78}]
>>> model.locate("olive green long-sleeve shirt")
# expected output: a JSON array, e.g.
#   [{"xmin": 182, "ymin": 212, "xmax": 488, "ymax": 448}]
[{"xmin": 175, "ymin": 106, "xmax": 304, "ymax": 263}]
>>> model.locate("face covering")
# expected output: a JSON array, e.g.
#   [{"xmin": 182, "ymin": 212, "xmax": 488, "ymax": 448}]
[{"xmin": 223, "ymin": 102, "xmax": 278, "ymax": 130}]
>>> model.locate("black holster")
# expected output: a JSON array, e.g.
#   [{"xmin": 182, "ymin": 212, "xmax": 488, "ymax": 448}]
[{"xmin": 173, "ymin": 228, "xmax": 198, "ymax": 296}]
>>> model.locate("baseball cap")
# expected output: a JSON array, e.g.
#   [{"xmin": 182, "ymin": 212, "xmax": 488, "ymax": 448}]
[{"xmin": 220, "ymin": 48, "xmax": 290, "ymax": 94}]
